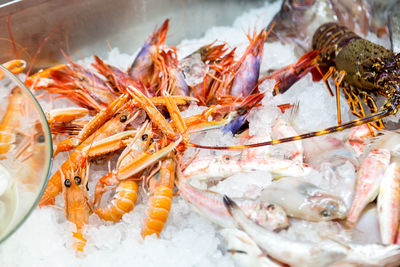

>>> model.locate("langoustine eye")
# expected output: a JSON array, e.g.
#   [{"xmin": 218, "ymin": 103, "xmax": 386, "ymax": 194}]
[
  {"xmin": 64, "ymin": 179, "xmax": 72, "ymax": 187},
  {"xmin": 74, "ymin": 176, "xmax": 82, "ymax": 185},
  {"xmin": 120, "ymin": 115, "xmax": 128, "ymax": 123}
]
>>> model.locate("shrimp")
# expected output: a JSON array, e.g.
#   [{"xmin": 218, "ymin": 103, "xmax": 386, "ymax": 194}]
[
  {"xmin": 180, "ymin": 42, "xmax": 232, "ymax": 104},
  {"xmin": 39, "ymin": 107, "xmax": 138, "ymax": 206},
  {"xmin": 0, "ymin": 59, "xmax": 26, "ymax": 79},
  {"xmin": 61, "ymin": 164, "xmax": 92, "ymax": 253},
  {"xmin": 0, "ymin": 86, "xmax": 25, "ymax": 155},
  {"xmin": 95, "ymin": 179, "xmax": 139, "ymax": 222},
  {"xmin": 141, "ymin": 156, "xmax": 176, "ymax": 238},
  {"xmin": 91, "ymin": 55, "xmax": 134, "ymax": 94},
  {"xmin": 25, "ymin": 64, "xmax": 67, "ymax": 88},
  {"xmin": 47, "ymin": 52, "xmax": 118, "ymax": 111},
  {"xmin": 94, "ymin": 122, "xmax": 152, "ymax": 221},
  {"xmin": 230, "ymin": 29, "xmax": 267, "ymax": 97},
  {"xmin": 151, "ymin": 47, "xmax": 189, "ymax": 96},
  {"xmin": 128, "ymin": 19, "xmax": 169, "ymax": 87},
  {"xmin": 55, "ymin": 93, "xmax": 129, "ymax": 154},
  {"xmin": 14, "ymin": 133, "xmax": 47, "ymax": 190},
  {"xmin": 46, "ymin": 107, "xmax": 89, "ymax": 125}
]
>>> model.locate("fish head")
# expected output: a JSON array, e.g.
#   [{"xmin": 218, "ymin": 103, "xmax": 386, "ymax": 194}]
[
  {"xmin": 308, "ymin": 193, "xmax": 348, "ymax": 221},
  {"xmin": 255, "ymin": 202, "xmax": 290, "ymax": 230}
]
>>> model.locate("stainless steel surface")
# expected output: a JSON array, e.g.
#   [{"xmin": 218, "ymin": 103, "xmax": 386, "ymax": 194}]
[{"xmin": 0, "ymin": 0, "xmax": 267, "ymax": 70}]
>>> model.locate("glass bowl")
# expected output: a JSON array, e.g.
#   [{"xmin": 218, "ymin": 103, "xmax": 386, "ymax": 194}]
[{"xmin": 0, "ymin": 65, "xmax": 52, "ymax": 244}]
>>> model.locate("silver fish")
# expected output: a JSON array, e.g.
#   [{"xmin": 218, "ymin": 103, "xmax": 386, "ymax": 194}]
[
  {"xmin": 260, "ymin": 177, "xmax": 347, "ymax": 221},
  {"xmin": 177, "ymin": 176, "xmax": 289, "ymax": 231},
  {"xmin": 224, "ymin": 195, "xmax": 400, "ymax": 267}
]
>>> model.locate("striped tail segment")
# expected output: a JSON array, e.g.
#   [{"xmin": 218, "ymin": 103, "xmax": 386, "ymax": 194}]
[
  {"xmin": 141, "ymin": 186, "xmax": 173, "ymax": 238},
  {"xmin": 95, "ymin": 180, "xmax": 139, "ymax": 222},
  {"xmin": 188, "ymin": 107, "xmax": 394, "ymax": 150}
]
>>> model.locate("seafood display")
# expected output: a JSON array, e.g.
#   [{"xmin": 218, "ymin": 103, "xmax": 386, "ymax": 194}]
[{"xmin": 2, "ymin": 0, "xmax": 400, "ymax": 266}]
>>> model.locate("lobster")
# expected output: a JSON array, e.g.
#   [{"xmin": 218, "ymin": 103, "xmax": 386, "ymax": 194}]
[{"xmin": 188, "ymin": 22, "xmax": 400, "ymax": 150}]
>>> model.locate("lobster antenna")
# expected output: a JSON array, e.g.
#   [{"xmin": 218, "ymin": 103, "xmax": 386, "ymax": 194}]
[
  {"xmin": 388, "ymin": 13, "xmax": 394, "ymax": 53},
  {"xmin": 188, "ymin": 107, "xmax": 394, "ymax": 150}
]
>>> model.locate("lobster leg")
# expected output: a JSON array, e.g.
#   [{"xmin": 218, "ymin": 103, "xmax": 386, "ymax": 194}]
[
  {"xmin": 360, "ymin": 91, "xmax": 385, "ymax": 129},
  {"xmin": 321, "ymin": 66, "xmax": 335, "ymax": 97},
  {"xmin": 343, "ymin": 86, "xmax": 367, "ymax": 118},
  {"xmin": 345, "ymin": 87, "xmax": 382, "ymax": 132},
  {"xmin": 334, "ymin": 70, "xmax": 346, "ymax": 125}
]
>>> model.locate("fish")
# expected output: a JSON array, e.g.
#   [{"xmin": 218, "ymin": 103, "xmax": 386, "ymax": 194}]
[
  {"xmin": 182, "ymin": 154, "xmax": 312, "ymax": 182},
  {"xmin": 346, "ymin": 148, "xmax": 391, "ymax": 227},
  {"xmin": 177, "ymin": 175, "xmax": 289, "ymax": 231},
  {"xmin": 224, "ymin": 195, "xmax": 400, "ymax": 267},
  {"xmin": 260, "ymin": 177, "xmax": 347, "ymax": 222},
  {"xmin": 377, "ymin": 162, "xmax": 400, "ymax": 244}
]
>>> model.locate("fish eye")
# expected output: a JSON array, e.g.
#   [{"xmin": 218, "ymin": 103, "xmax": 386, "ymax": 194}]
[
  {"xmin": 321, "ymin": 210, "xmax": 330, "ymax": 217},
  {"xmin": 37, "ymin": 135, "xmax": 45, "ymax": 143},
  {"xmin": 328, "ymin": 203, "xmax": 336, "ymax": 210},
  {"xmin": 120, "ymin": 115, "xmax": 128, "ymax": 123},
  {"xmin": 74, "ymin": 176, "xmax": 82, "ymax": 185},
  {"xmin": 266, "ymin": 204, "xmax": 276, "ymax": 211},
  {"xmin": 223, "ymin": 155, "xmax": 232, "ymax": 162},
  {"xmin": 142, "ymin": 134, "xmax": 148, "ymax": 141},
  {"xmin": 64, "ymin": 179, "xmax": 72, "ymax": 187}
]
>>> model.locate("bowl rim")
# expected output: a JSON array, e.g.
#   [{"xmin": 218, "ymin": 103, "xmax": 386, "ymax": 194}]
[{"xmin": 0, "ymin": 65, "xmax": 53, "ymax": 244}]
